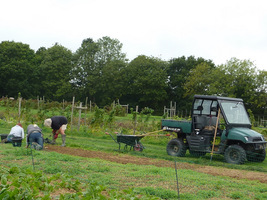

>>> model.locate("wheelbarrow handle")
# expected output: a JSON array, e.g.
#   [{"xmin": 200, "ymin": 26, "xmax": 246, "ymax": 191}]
[{"xmin": 105, "ymin": 132, "xmax": 118, "ymax": 143}]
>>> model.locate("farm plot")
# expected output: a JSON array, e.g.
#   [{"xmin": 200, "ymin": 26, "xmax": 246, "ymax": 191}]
[{"xmin": 1, "ymin": 142, "xmax": 266, "ymax": 200}]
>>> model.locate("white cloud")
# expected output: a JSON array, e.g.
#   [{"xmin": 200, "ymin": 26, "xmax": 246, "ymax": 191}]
[{"xmin": 1, "ymin": 0, "xmax": 267, "ymax": 70}]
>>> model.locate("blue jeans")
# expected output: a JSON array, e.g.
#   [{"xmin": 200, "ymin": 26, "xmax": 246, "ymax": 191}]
[
  {"xmin": 29, "ymin": 132, "xmax": 43, "ymax": 149},
  {"xmin": 7, "ymin": 135, "xmax": 14, "ymax": 143}
]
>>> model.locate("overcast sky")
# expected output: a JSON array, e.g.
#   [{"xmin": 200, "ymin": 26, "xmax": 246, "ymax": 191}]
[{"xmin": 1, "ymin": 0, "xmax": 267, "ymax": 70}]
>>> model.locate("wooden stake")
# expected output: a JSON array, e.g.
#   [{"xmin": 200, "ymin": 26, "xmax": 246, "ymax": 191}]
[
  {"xmin": 71, "ymin": 96, "xmax": 75, "ymax": 131},
  {"xmin": 210, "ymin": 108, "xmax": 221, "ymax": 161}
]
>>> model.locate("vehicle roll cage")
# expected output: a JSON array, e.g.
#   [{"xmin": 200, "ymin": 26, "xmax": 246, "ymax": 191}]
[{"xmin": 192, "ymin": 95, "xmax": 251, "ymax": 129}]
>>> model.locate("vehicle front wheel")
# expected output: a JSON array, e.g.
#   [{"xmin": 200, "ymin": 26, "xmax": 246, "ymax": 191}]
[
  {"xmin": 224, "ymin": 145, "xmax": 246, "ymax": 164},
  {"xmin": 167, "ymin": 138, "xmax": 187, "ymax": 157}
]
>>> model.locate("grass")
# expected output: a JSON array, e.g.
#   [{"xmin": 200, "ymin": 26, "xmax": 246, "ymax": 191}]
[{"xmin": 0, "ymin": 143, "xmax": 267, "ymax": 199}]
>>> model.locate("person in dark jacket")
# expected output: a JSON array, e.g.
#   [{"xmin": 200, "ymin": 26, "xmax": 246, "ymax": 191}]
[
  {"xmin": 44, "ymin": 116, "xmax": 68, "ymax": 146},
  {"xmin": 26, "ymin": 124, "xmax": 43, "ymax": 150}
]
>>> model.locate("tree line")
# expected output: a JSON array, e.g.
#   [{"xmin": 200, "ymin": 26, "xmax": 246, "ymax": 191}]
[{"xmin": 0, "ymin": 37, "xmax": 266, "ymax": 116}]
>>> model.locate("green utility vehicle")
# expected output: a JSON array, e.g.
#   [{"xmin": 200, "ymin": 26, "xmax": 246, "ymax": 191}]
[{"xmin": 162, "ymin": 95, "xmax": 266, "ymax": 164}]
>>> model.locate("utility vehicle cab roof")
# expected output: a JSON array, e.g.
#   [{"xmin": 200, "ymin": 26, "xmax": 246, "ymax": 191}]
[
  {"xmin": 193, "ymin": 95, "xmax": 251, "ymax": 128},
  {"xmin": 194, "ymin": 95, "xmax": 243, "ymax": 102}
]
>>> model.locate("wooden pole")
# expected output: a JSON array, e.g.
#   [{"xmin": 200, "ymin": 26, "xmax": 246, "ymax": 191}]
[
  {"xmin": 71, "ymin": 96, "xmax": 75, "ymax": 131},
  {"xmin": 77, "ymin": 102, "xmax": 82, "ymax": 131},
  {"xmin": 170, "ymin": 101, "xmax": 172, "ymax": 118},
  {"xmin": 85, "ymin": 97, "xmax": 88, "ymax": 125},
  {"xmin": 37, "ymin": 96, "xmax": 39, "ymax": 109},
  {"xmin": 174, "ymin": 102, "xmax": 176, "ymax": 116},
  {"xmin": 210, "ymin": 108, "xmax": 221, "ymax": 161},
  {"xmin": 133, "ymin": 106, "xmax": 138, "ymax": 135},
  {"xmin": 18, "ymin": 97, "xmax": 22, "ymax": 122}
]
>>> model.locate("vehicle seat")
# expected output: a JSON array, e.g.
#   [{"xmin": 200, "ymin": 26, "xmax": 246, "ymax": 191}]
[
  {"xmin": 194, "ymin": 115, "xmax": 207, "ymax": 130},
  {"xmin": 203, "ymin": 117, "xmax": 221, "ymax": 136}
]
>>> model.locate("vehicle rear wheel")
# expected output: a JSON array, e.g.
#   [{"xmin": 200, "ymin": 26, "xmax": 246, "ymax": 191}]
[
  {"xmin": 224, "ymin": 145, "xmax": 246, "ymax": 164},
  {"xmin": 167, "ymin": 138, "xmax": 187, "ymax": 157},
  {"xmin": 247, "ymin": 149, "xmax": 266, "ymax": 162}
]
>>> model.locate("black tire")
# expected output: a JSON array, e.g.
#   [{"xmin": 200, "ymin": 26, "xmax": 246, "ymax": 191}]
[
  {"xmin": 189, "ymin": 150, "xmax": 206, "ymax": 157},
  {"xmin": 247, "ymin": 149, "xmax": 266, "ymax": 162},
  {"xmin": 224, "ymin": 145, "xmax": 246, "ymax": 164},
  {"xmin": 167, "ymin": 138, "xmax": 187, "ymax": 157}
]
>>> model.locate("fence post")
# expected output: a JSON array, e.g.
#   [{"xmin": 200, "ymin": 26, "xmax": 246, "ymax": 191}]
[
  {"xmin": 77, "ymin": 102, "xmax": 82, "ymax": 131},
  {"xmin": 18, "ymin": 97, "xmax": 22, "ymax": 122},
  {"xmin": 85, "ymin": 97, "xmax": 88, "ymax": 125},
  {"xmin": 71, "ymin": 96, "xmax": 75, "ymax": 131},
  {"xmin": 133, "ymin": 106, "xmax": 138, "ymax": 135},
  {"xmin": 37, "ymin": 96, "xmax": 39, "ymax": 109}
]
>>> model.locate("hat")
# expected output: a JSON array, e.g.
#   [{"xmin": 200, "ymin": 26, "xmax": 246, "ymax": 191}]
[{"xmin": 44, "ymin": 118, "xmax": 52, "ymax": 127}]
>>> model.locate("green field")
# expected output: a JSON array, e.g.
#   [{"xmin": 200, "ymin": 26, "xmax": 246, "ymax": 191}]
[
  {"xmin": 1, "ymin": 131, "xmax": 267, "ymax": 199},
  {"xmin": 0, "ymin": 103, "xmax": 267, "ymax": 199}
]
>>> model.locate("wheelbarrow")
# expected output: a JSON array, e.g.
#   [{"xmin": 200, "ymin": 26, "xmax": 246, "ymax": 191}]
[
  {"xmin": 0, "ymin": 134, "xmax": 8, "ymax": 142},
  {"xmin": 105, "ymin": 132, "xmax": 145, "ymax": 151},
  {"xmin": 105, "ymin": 129, "xmax": 169, "ymax": 152}
]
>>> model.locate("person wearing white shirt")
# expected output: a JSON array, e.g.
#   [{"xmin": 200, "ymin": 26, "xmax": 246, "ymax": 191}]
[{"xmin": 6, "ymin": 123, "xmax": 24, "ymax": 143}]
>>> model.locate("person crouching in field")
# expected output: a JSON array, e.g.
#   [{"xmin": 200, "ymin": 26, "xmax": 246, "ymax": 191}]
[
  {"xmin": 5, "ymin": 123, "xmax": 24, "ymax": 143},
  {"xmin": 44, "ymin": 116, "xmax": 68, "ymax": 147},
  {"xmin": 26, "ymin": 124, "xmax": 43, "ymax": 150}
]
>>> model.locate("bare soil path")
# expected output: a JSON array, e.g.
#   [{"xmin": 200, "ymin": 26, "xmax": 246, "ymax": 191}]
[{"xmin": 45, "ymin": 145, "xmax": 267, "ymax": 183}]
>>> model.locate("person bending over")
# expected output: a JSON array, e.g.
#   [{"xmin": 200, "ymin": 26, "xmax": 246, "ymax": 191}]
[
  {"xmin": 44, "ymin": 116, "xmax": 68, "ymax": 147},
  {"xmin": 26, "ymin": 124, "xmax": 43, "ymax": 150}
]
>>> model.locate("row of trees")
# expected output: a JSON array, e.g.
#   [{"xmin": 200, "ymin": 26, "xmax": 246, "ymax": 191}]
[{"xmin": 0, "ymin": 37, "xmax": 266, "ymax": 116}]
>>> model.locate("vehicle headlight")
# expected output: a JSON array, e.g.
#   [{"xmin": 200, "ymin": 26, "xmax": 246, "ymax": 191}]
[
  {"xmin": 261, "ymin": 136, "xmax": 265, "ymax": 141},
  {"xmin": 244, "ymin": 136, "xmax": 249, "ymax": 142}
]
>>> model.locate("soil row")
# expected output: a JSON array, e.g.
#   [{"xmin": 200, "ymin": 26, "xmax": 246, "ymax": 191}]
[{"xmin": 45, "ymin": 145, "xmax": 267, "ymax": 183}]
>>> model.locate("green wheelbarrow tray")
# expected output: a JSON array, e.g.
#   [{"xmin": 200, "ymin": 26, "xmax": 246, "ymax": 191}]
[
  {"xmin": 0, "ymin": 134, "xmax": 8, "ymax": 141},
  {"xmin": 106, "ymin": 132, "xmax": 145, "ymax": 152}
]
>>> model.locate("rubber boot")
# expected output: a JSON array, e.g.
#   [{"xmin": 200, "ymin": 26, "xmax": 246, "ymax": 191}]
[
  {"xmin": 61, "ymin": 134, "xmax": 66, "ymax": 147},
  {"xmin": 51, "ymin": 137, "xmax": 56, "ymax": 145}
]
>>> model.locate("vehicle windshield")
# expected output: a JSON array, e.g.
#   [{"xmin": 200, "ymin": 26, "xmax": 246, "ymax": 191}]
[{"xmin": 220, "ymin": 101, "xmax": 251, "ymax": 124}]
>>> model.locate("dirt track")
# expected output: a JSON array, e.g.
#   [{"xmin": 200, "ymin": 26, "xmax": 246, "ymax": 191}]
[{"xmin": 45, "ymin": 145, "xmax": 267, "ymax": 183}]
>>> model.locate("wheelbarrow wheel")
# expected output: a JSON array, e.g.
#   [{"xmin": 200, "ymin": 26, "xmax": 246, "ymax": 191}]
[{"xmin": 134, "ymin": 142, "xmax": 143, "ymax": 152}]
